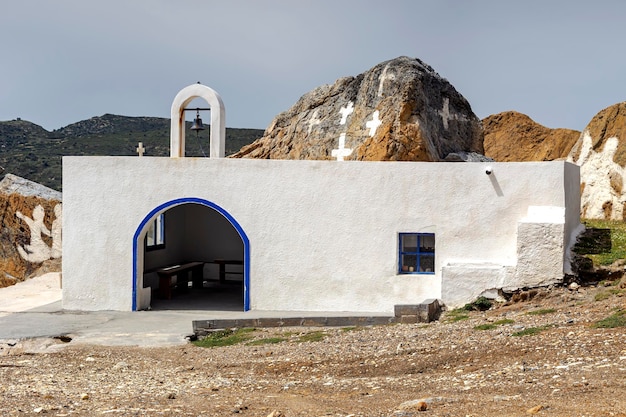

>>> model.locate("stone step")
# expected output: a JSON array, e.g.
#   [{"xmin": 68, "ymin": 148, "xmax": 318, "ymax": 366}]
[{"xmin": 193, "ymin": 299, "xmax": 442, "ymax": 337}]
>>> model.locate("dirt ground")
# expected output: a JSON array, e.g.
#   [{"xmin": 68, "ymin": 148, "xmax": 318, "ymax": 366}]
[{"xmin": 1, "ymin": 281, "xmax": 625, "ymax": 417}]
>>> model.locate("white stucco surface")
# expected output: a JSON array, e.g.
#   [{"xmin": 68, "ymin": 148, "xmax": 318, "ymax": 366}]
[
  {"xmin": 62, "ymin": 158, "xmax": 580, "ymax": 312},
  {"xmin": 170, "ymin": 84, "xmax": 226, "ymax": 158}
]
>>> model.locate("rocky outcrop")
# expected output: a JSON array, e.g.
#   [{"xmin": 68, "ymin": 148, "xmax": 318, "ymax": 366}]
[
  {"xmin": 233, "ymin": 56, "xmax": 483, "ymax": 161},
  {"xmin": 568, "ymin": 102, "xmax": 626, "ymax": 220},
  {"xmin": 483, "ymin": 111, "xmax": 580, "ymax": 162},
  {"xmin": 0, "ymin": 174, "xmax": 62, "ymax": 288}
]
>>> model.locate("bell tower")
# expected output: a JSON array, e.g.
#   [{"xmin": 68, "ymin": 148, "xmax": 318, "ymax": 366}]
[{"xmin": 170, "ymin": 83, "xmax": 225, "ymax": 158}]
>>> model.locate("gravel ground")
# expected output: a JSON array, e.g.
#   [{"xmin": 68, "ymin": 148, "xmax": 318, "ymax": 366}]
[{"xmin": 1, "ymin": 282, "xmax": 625, "ymax": 416}]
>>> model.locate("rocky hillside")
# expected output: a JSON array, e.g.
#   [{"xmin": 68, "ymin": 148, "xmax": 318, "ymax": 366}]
[
  {"xmin": 568, "ymin": 102, "xmax": 626, "ymax": 220},
  {"xmin": 0, "ymin": 115, "xmax": 264, "ymax": 191},
  {"xmin": 233, "ymin": 56, "xmax": 483, "ymax": 161},
  {"xmin": 482, "ymin": 111, "xmax": 580, "ymax": 161}
]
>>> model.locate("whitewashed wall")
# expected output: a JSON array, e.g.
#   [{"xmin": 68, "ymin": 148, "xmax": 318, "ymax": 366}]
[{"xmin": 62, "ymin": 157, "xmax": 580, "ymax": 312}]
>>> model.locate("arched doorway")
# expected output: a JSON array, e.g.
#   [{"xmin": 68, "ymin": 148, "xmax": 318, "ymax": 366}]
[{"xmin": 132, "ymin": 197, "xmax": 250, "ymax": 311}]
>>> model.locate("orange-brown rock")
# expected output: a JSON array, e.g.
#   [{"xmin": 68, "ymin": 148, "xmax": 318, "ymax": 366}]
[
  {"xmin": 567, "ymin": 102, "xmax": 626, "ymax": 219},
  {"xmin": 483, "ymin": 111, "xmax": 580, "ymax": 162},
  {"xmin": 233, "ymin": 56, "xmax": 483, "ymax": 161}
]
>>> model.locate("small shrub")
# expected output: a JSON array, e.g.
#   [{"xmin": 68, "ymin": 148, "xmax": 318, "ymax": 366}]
[
  {"xmin": 474, "ymin": 318, "xmax": 514, "ymax": 331},
  {"xmin": 463, "ymin": 296, "xmax": 493, "ymax": 311},
  {"xmin": 592, "ymin": 310, "xmax": 626, "ymax": 328},
  {"xmin": 445, "ymin": 310, "xmax": 470, "ymax": 323},
  {"xmin": 527, "ymin": 308, "xmax": 556, "ymax": 315},
  {"xmin": 595, "ymin": 292, "xmax": 612, "ymax": 301},
  {"xmin": 298, "ymin": 330, "xmax": 326, "ymax": 343},
  {"xmin": 474, "ymin": 323, "xmax": 497, "ymax": 331},
  {"xmin": 512, "ymin": 325, "xmax": 550, "ymax": 337},
  {"xmin": 193, "ymin": 328, "xmax": 255, "ymax": 348},
  {"xmin": 247, "ymin": 337, "xmax": 286, "ymax": 346},
  {"xmin": 595, "ymin": 289, "xmax": 624, "ymax": 301}
]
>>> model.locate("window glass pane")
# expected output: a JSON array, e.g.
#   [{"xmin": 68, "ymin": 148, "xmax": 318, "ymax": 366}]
[
  {"xmin": 401, "ymin": 234, "xmax": 417, "ymax": 252},
  {"xmin": 419, "ymin": 255, "xmax": 434, "ymax": 272},
  {"xmin": 420, "ymin": 234, "xmax": 435, "ymax": 252},
  {"xmin": 146, "ymin": 221, "xmax": 155, "ymax": 246},
  {"xmin": 401, "ymin": 254, "xmax": 417, "ymax": 272},
  {"xmin": 155, "ymin": 214, "xmax": 165, "ymax": 245}
]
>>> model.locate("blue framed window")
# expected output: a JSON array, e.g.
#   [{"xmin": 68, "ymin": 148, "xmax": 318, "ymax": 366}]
[
  {"xmin": 145, "ymin": 213, "xmax": 165, "ymax": 251},
  {"xmin": 399, "ymin": 233, "xmax": 435, "ymax": 274}
]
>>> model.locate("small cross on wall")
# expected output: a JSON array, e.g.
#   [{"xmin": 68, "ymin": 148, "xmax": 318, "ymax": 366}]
[{"xmin": 136, "ymin": 142, "xmax": 146, "ymax": 157}]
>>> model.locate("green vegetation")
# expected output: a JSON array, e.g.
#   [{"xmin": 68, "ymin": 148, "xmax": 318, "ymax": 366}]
[
  {"xmin": 297, "ymin": 330, "xmax": 326, "ymax": 343},
  {"xmin": 0, "ymin": 115, "xmax": 263, "ymax": 191},
  {"xmin": 474, "ymin": 318, "xmax": 514, "ymax": 331},
  {"xmin": 445, "ymin": 309, "xmax": 470, "ymax": 323},
  {"xmin": 340, "ymin": 326, "xmax": 367, "ymax": 333},
  {"xmin": 193, "ymin": 328, "xmax": 333, "ymax": 348},
  {"xmin": 474, "ymin": 323, "xmax": 497, "ymax": 330},
  {"xmin": 592, "ymin": 309, "xmax": 626, "ymax": 328},
  {"xmin": 575, "ymin": 219, "xmax": 626, "ymax": 266},
  {"xmin": 247, "ymin": 337, "xmax": 287, "ymax": 346},
  {"xmin": 511, "ymin": 325, "xmax": 551, "ymax": 337},
  {"xmin": 462, "ymin": 296, "xmax": 493, "ymax": 311},
  {"xmin": 526, "ymin": 308, "xmax": 556, "ymax": 315},
  {"xmin": 192, "ymin": 327, "xmax": 256, "ymax": 348},
  {"xmin": 594, "ymin": 289, "xmax": 625, "ymax": 301}
]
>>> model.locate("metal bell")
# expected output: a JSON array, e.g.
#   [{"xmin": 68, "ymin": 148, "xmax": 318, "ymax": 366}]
[{"xmin": 190, "ymin": 109, "xmax": 205, "ymax": 132}]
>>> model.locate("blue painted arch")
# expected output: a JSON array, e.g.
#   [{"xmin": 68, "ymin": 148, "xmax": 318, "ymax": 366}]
[{"xmin": 132, "ymin": 197, "xmax": 250, "ymax": 311}]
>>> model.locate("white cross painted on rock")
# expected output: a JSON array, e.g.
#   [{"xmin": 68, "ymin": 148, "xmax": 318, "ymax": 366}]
[
  {"xmin": 439, "ymin": 98, "xmax": 455, "ymax": 130},
  {"xmin": 366, "ymin": 110, "xmax": 382, "ymax": 137},
  {"xmin": 437, "ymin": 97, "xmax": 467, "ymax": 130},
  {"xmin": 307, "ymin": 109, "xmax": 322, "ymax": 134},
  {"xmin": 331, "ymin": 133, "xmax": 353, "ymax": 161},
  {"xmin": 338, "ymin": 101, "xmax": 354, "ymax": 125},
  {"xmin": 136, "ymin": 142, "xmax": 146, "ymax": 156},
  {"xmin": 377, "ymin": 64, "xmax": 396, "ymax": 97}
]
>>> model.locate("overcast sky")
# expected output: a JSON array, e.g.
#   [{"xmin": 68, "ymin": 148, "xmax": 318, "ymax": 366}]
[{"xmin": 1, "ymin": 1, "xmax": 625, "ymax": 132}]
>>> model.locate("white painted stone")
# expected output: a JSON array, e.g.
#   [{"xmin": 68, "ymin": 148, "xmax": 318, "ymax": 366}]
[
  {"xmin": 442, "ymin": 201, "xmax": 582, "ymax": 308},
  {"xmin": 15, "ymin": 204, "xmax": 62, "ymax": 263},
  {"xmin": 510, "ymin": 221, "xmax": 565, "ymax": 290},
  {"xmin": 62, "ymin": 158, "xmax": 580, "ymax": 312},
  {"xmin": 366, "ymin": 110, "xmax": 382, "ymax": 137},
  {"xmin": 442, "ymin": 263, "xmax": 513, "ymax": 308},
  {"xmin": 377, "ymin": 64, "xmax": 395, "ymax": 97},
  {"xmin": 521, "ymin": 206, "xmax": 566, "ymax": 223},
  {"xmin": 331, "ymin": 133, "xmax": 353, "ymax": 161},
  {"xmin": 338, "ymin": 102, "xmax": 354, "ymax": 125},
  {"xmin": 437, "ymin": 97, "xmax": 468, "ymax": 130},
  {"xmin": 51, "ymin": 204, "xmax": 62, "ymax": 259},
  {"xmin": 170, "ymin": 83, "xmax": 225, "ymax": 158},
  {"xmin": 16, "ymin": 205, "xmax": 52, "ymax": 263},
  {"xmin": 568, "ymin": 132, "xmax": 625, "ymax": 219},
  {"xmin": 307, "ymin": 109, "xmax": 321, "ymax": 134},
  {"xmin": 136, "ymin": 142, "xmax": 146, "ymax": 157}
]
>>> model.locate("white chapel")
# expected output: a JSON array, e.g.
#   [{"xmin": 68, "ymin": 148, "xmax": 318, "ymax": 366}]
[{"xmin": 61, "ymin": 84, "xmax": 583, "ymax": 313}]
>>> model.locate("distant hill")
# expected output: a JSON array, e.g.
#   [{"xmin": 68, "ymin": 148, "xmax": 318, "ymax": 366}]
[{"xmin": 0, "ymin": 114, "xmax": 264, "ymax": 191}]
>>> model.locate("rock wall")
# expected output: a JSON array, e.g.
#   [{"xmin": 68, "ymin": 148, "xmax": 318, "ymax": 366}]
[
  {"xmin": 0, "ymin": 174, "xmax": 62, "ymax": 288},
  {"xmin": 567, "ymin": 102, "xmax": 626, "ymax": 220},
  {"xmin": 233, "ymin": 56, "xmax": 483, "ymax": 161}
]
